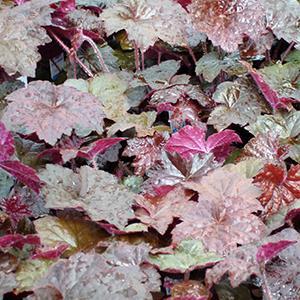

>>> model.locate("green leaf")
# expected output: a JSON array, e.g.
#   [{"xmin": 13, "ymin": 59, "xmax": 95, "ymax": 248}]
[
  {"xmin": 246, "ymin": 110, "xmax": 300, "ymax": 162},
  {"xmin": 16, "ymin": 259, "xmax": 53, "ymax": 292},
  {"xmin": 34, "ymin": 216, "xmax": 109, "ymax": 256},
  {"xmin": 149, "ymin": 240, "xmax": 221, "ymax": 273},
  {"xmin": 0, "ymin": 169, "xmax": 14, "ymax": 199},
  {"xmin": 195, "ymin": 52, "xmax": 246, "ymax": 82},
  {"xmin": 259, "ymin": 62, "xmax": 300, "ymax": 100}
]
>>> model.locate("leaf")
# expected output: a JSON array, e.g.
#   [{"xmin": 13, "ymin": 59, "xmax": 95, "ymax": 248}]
[
  {"xmin": 77, "ymin": 137, "xmax": 125, "ymax": 160},
  {"xmin": 101, "ymin": 0, "xmax": 191, "ymax": 51},
  {"xmin": 207, "ymin": 228, "xmax": 300, "ymax": 300},
  {"xmin": 195, "ymin": 52, "xmax": 246, "ymax": 83},
  {"xmin": 172, "ymin": 167, "xmax": 265, "ymax": 255},
  {"xmin": 16, "ymin": 259, "xmax": 54, "ymax": 292},
  {"xmin": 241, "ymin": 61, "xmax": 295, "ymax": 109},
  {"xmin": 208, "ymin": 79, "xmax": 264, "ymax": 131},
  {"xmin": 263, "ymin": 0, "xmax": 300, "ymax": 49},
  {"xmin": 88, "ymin": 73, "xmax": 130, "ymax": 120},
  {"xmin": 253, "ymin": 164, "xmax": 300, "ymax": 217},
  {"xmin": 0, "ymin": 271, "xmax": 17, "ymax": 296},
  {"xmin": 239, "ymin": 134, "xmax": 286, "ymax": 164},
  {"xmin": 34, "ymin": 216, "xmax": 109, "ymax": 255},
  {"xmin": 39, "ymin": 165, "xmax": 138, "ymax": 230},
  {"xmin": 246, "ymin": 110, "xmax": 300, "ymax": 163},
  {"xmin": 170, "ymin": 280, "xmax": 209, "ymax": 300},
  {"xmin": 2, "ymin": 81, "xmax": 105, "ymax": 145},
  {"xmin": 263, "ymin": 228, "xmax": 300, "ymax": 300},
  {"xmin": 135, "ymin": 186, "xmax": 193, "ymax": 235},
  {"xmin": 150, "ymin": 83, "xmax": 212, "ymax": 108},
  {"xmin": 144, "ymin": 152, "xmax": 219, "ymax": 191},
  {"xmin": 123, "ymin": 132, "xmax": 168, "ymax": 176},
  {"xmin": 140, "ymin": 60, "xmax": 181, "ymax": 90},
  {"xmin": 149, "ymin": 240, "xmax": 221, "ymax": 273},
  {"xmin": 165, "ymin": 125, "xmax": 241, "ymax": 161},
  {"xmin": 31, "ymin": 250, "xmax": 160, "ymax": 299},
  {"xmin": 188, "ymin": 0, "xmax": 266, "ymax": 52},
  {"xmin": 258, "ymin": 62, "xmax": 300, "ymax": 100},
  {"xmin": 256, "ymin": 240, "xmax": 297, "ymax": 263},
  {"xmin": 0, "ymin": 160, "xmax": 43, "ymax": 194},
  {"xmin": 0, "ymin": 0, "xmax": 57, "ymax": 77},
  {"xmin": 224, "ymin": 158, "xmax": 265, "ymax": 179},
  {"xmin": 0, "ymin": 121, "xmax": 14, "ymax": 161},
  {"xmin": 0, "ymin": 195, "xmax": 31, "ymax": 228},
  {"xmin": 0, "ymin": 169, "xmax": 14, "ymax": 199},
  {"xmin": 0, "ymin": 234, "xmax": 40, "ymax": 250},
  {"xmin": 205, "ymin": 244, "xmax": 261, "ymax": 288},
  {"xmin": 107, "ymin": 111, "xmax": 157, "ymax": 137}
]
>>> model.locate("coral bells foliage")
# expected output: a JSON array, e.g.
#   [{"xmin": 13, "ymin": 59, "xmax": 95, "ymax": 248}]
[{"xmin": 1, "ymin": 0, "xmax": 300, "ymax": 299}]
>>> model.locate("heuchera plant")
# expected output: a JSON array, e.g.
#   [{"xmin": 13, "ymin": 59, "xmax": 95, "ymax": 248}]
[{"xmin": 0, "ymin": 0, "xmax": 300, "ymax": 299}]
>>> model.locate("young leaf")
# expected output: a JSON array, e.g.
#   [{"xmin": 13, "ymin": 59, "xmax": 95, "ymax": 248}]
[
  {"xmin": 172, "ymin": 167, "xmax": 265, "ymax": 254},
  {"xmin": 165, "ymin": 125, "xmax": 241, "ymax": 160},
  {"xmin": 39, "ymin": 165, "xmax": 138, "ymax": 230},
  {"xmin": 2, "ymin": 81, "xmax": 105, "ymax": 146},
  {"xmin": 253, "ymin": 164, "xmax": 300, "ymax": 217},
  {"xmin": 188, "ymin": 0, "xmax": 266, "ymax": 52},
  {"xmin": 149, "ymin": 240, "xmax": 221, "ymax": 273}
]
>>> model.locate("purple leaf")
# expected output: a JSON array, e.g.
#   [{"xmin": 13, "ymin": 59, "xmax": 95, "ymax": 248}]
[
  {"xmin": 0, "ymin": 122, "xmax": 15, "ymax": 162},
  {"xmin": 256, "ymin": 240, "xmax": 297, "ymax": 263},
  {"xmin": 0, "ymin": 234, "xmax": 40, "ymax": 249},
  {"xmin": 241, "ymin": 61, "xmax": 293, "ymax": 109},
  {"xmin": 77, "ymin": 137, "xmax": 125, "ymax": 160},
  {"xmin": 0, "ymin": 195, "xmax": 32, "ymax": 228},
  {"xmin": 0, "ymin": 160, "xmax": 43, "ymax": 193},
  {"xmin": 165, "ymin": 125, "xmax": 241, "ymax": 160}
]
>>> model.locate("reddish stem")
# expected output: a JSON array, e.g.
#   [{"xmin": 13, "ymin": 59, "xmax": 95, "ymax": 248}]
[
  {"xmin": 83, "ymin": 35, "xmax": 110, "ymax": 73},
  {"xmin": 48, "ymin": 29, "xmax": 94, "ymax": 78}
]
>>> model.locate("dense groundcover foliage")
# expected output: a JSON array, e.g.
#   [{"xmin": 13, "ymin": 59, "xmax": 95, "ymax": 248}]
[{"xmin": 0, "ymin": 0, "xmax": 300, "ymax": 299}]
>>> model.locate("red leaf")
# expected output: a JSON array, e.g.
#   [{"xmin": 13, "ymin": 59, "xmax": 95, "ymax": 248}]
[
  {"xmin": 0, "ymin": 122, "xmax": 15, "ymax": 162},
  {"xmin": 78, "ymin": 137, "xmax": 125, "ymax": 160},
  {"xmin": 254, "ymin": 164, "xmax": 300, "ymax": 217},
  {"xmin": 0, "ymin": 234, "xmax": 40, "ymax": 249},
  {"xmin": 256, "ymin": 240, "xmax": 297, "ymax": 263},
  {"xmin": 165, "ymin": 125, "xmax": 241, "ymax": 160},
  {"xmin": 32, "ymin": 244, "xmax": 68, "ymax": 260},
  {"xmin": 241, "ymin": 61, "xmax": 293, "ymax": 109},
  {"xmin": 0, "ymin": 196, "xmax": 32, "ymax": 227},
  {"xmin": 0, "ymin": 160, "xmax": 43, "ymax": 193}
]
